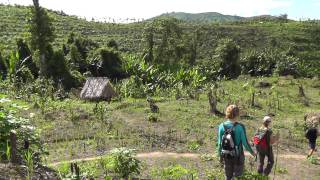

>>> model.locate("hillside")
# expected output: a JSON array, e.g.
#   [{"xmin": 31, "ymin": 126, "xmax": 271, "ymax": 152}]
[
  {"xmin": 0, "ymin": 4, "xmax": 145, "ymax": 53},
  {"xmin": 153, "ymin": 12, "xmax": 245, "ymax": 23},
  {"xmin": 0, "ymin": 4, "xmax": 320, "ymax": 71}
]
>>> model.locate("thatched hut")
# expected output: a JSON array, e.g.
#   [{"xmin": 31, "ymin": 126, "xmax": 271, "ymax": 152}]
[
  {"xmin": 304, "ymin": 112, "xmax": 320, "ymax": 128},
  {"xmin": 80, "ymin": 77, "xmax": 117, "ymax": 102}
]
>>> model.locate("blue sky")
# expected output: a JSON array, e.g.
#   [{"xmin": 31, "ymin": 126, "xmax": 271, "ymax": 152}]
[{"xmin": 1, "ymin": 0, "xmax": 319, "ymax": 21}]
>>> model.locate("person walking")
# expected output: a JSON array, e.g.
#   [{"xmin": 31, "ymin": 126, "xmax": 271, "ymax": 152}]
[
  {"xmin": 253, "ymin": 116, "xmax": 279, "ymax": 176},
  {"xmin": 217, "ymin": 104, "xmax": 256, "ymax": 180},
  {"xmin": 305, "ymin": 125, "xmax": 319, "ymax": 158}
]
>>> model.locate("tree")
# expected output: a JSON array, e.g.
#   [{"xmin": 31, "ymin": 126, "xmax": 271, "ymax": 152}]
[
  {"xmin": 144, "ymin": 18, "xmax": 184, "ymax": 66},
  {"xmin": 0, "ymin": 51, "xmax": 7, "ymax": 80},
  {"xmin": 187, "ymin": 28, "xmax": 203, "ymax": 66},
  {"xmin": 154, "ymin": 18, "xmax": 183, "ymax": 65},
  {"xmin": 278, "ymin": 14, "xmax": 288, "ymax": 23},
  {"xmin": 215, "ymin": 38, "xmax": 241, "ymax": 79},
  {"xmin": 143, "ymin": 24, "xmax": 154, "ymax": 63},
  {"xmin": 107, "ymin": 39, "xmax": 118, "ymax": 50},
  {"xmin": 65, "ymin": 33, "xmax": 98, "ymax": 73},
  {"xmin": 47, "ymin": 49, "xmax": 79, "ymax": 89},
  {"xmin": 88, "ymin": 48, "xmax": 125, "ymax": 79},
  {"xmin": 29, "ymin": 0, "xmax": 54, "ymax": 77},
  {"xmin": 16, "ymin": 39, "xmax": 38, "ymax": 78},
  {"xmin": 67, "ymin": 44, "xmax": 82, "ymax": 72}
]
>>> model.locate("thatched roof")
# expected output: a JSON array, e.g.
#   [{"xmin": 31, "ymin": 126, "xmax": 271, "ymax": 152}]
[
  {"xmin": 80, "ymin": 77, "xmax": 117, "ymax": 101},
  {"xmin": 305, "ymin": 112, "xmax": 320, "ymax": 128}
]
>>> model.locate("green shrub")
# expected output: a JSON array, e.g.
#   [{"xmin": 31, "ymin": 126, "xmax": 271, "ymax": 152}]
[
  {"xmin": 56, "ymin": 162, "xmax": 70, "ymax": 175},
  {"xmin": 101, "ymin": 148, "xmax": 141, "ymax": 178},
  {"xmin": 275, "ymin": 55, "xmax": 299, "ymax": 77},
  {"xmin": 152, "ymin": 164, "xmax": 197, "ymax": 179},
  {"xmin": 16, "ymin": 66, "xmax": 35, "ymax": 84},
  {"xmin": 206, "ymin": 169, "xmax": 225, "ymax": 179},
  {"xmin": 237, "ymin": 171, "xmax": 268, "ymax": 179},
  {"xmin": 200, "ymin": 154, "xmax": 214, "ymax": 161},
  {"xmin": 187, "ymin": 140, "xmax": 201, "ymax": 151},
  {"xmin": 70, "ymin": 70, "xmax": 85, "ymax": 87},
  {"xmin": 118, "ymin": 76, "xmax": 147, "ymax": 98},
  {"xmin": 275, "ymin": 167, "xmax": 288, "ymax": 174},
  {"xmin": 146, "ymin": 113, "xmax": 159, "ymax": 122},
  {"xmin": 241, "ymin": 49, "xmax": 276, "ymax": 76},
  {"xmin": 56, "ymin": 162, "xmax": 97, "ymax": 179},
  {"xmin": 308, "ymin": 156, "xmax": 318, "ymax": 165}
]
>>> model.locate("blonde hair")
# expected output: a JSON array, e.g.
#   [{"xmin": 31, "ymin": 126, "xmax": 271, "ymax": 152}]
[{"xmin": 225, "ymin": 104, "xmax": 240, "ymax": 120}]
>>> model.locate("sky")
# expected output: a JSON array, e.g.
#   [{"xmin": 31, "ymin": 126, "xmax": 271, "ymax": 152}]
[{"xmin": 1, "ymin": 0, "xmax": 320, "ymax": 22}]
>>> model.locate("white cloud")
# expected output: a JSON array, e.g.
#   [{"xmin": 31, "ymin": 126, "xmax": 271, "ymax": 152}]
[{"xmin": 0, "ymin": 0, "xmax": 293, "ymax": 19}]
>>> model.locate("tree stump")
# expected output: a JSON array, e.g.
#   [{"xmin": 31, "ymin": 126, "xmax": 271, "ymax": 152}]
[
  {"xmin": 298, "ymin": 84, "xmax": 306, "ymax": 97},
  {"xmin": 251, "ymin": 92, "xmax": 255, "ymax": 107},
  {"xmin": 147, "ymin": 97, "xmax": 159, "ymax": 113},
  {"xmin": 10, "ymin": 131, "xmax": 19, "ymax": 164},
  {"xmin": 208, "ymin": 90, "xmax": 223, "ymax": 116}
]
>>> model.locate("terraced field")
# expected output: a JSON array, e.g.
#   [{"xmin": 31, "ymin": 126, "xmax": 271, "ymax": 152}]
[{"xmin": 1, "ymin": 4, "xmax": 320, "ymax": 66}]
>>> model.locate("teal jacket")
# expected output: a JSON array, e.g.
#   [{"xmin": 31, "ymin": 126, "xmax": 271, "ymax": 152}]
[{"xmin": 217, "ymin": 120, "xmax": 254, "ymax": 156}]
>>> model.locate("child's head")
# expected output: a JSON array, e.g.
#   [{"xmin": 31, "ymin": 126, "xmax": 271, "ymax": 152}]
[
  {"xmin": 263, "ymin": 116, "xmax": 272, "ymax": 127},
  {"xmin": 225, "ymin": 104, "xmax": 240, "ymax": 120}
]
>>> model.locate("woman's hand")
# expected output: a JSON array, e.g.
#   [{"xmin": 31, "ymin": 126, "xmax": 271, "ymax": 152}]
[
  {"xmin": 271, "ymin": 131, "xmax": 280, "ymax": 144},
  {"xmin": 252, "ymin": 152, "xmax": 257, "ymax": 157}
]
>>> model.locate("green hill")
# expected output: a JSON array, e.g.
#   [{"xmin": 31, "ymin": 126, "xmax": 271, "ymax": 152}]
[
  {"xmin": 152, "ymin": 12, "xmax": 288, "ymax": 23},
  {"xmin": 0, "ymin": 4, "xmax": 145, "ymax": 53},
  {"xmin": 0, "ymin": 4, "xmax": 319, "ymax": 76},
  {"xmin": 153, "ymin": 12, "xmax": 245, "ymax": 23}
]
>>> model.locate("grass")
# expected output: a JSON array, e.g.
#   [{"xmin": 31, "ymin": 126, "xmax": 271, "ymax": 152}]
[{"xmin": 1, "ymin": 76, "xmax": 320, "ymax": 178}]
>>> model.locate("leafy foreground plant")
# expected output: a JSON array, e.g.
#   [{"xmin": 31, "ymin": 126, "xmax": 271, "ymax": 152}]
[
  {"xmin": 24, "ymin": 150, "xmax": 34, "ymax": 180},
  {"xmin": 100, "ymin": 147, "xmax": 141, "ymax": 179},
  {"xmin": 56, "ymin": 162, "xmax": 96, "ymax": 180},
  {"xmin": 152, "ymin": 164, "xmax": 197, "ymax": 180},
  {"xmin": 307, "ymin": 155, "xmax": 319, "ymax": 165},
  {"xmin": 146, "ymin": 112, "xmax": 159, "ymax": 122},
  {"xmin": 0, "ymin": 104, "xmax": 45, "ymax": 162},
  {"xmin": 236, "ymin": 171, "xmax": 269, "ymax": 180}
]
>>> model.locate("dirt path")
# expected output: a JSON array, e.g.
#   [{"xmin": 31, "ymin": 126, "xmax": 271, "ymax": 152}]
[
  {"xmin": 49, "ymin": 151, "xmax": 318, "ymax": 166},
  {"xmin": 49, "ymin": 152, "xmax": 200, "ymax": 166}
]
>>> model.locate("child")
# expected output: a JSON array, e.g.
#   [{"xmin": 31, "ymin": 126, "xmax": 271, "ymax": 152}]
[
  {"xmin": 254, "ymin": 116, "xmax": 279, "ymax": 176},
  {"xmin": 305, "ymin": 126, "xmax": 319, "ymax": 158}
]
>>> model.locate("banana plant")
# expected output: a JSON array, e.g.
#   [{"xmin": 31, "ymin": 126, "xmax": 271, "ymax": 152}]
[
  {"xmin": 8, "ymin": 51, "xmax": 19, "ymax": 80},
  {"xmin": 8, "ymin": 50, "xmax": 31, "ymax": 83},
  {"xmin": 190, "ymin": 68, "xmax": 206, "ymax": 88}
]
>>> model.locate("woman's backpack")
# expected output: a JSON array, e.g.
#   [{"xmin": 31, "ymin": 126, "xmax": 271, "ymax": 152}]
[
  {"xmin": 221, "ymin": 123, "xmax": 238, "ymax": 158},
  {"xmin": 253, "ymin": 130, "xmax": 268, "ymax": 150}
]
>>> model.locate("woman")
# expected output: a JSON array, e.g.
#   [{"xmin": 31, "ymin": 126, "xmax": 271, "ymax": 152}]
[
  {"xmin": 254, "ymin": 116, "xmax": 279, "ymax": 176},
  {"xmin": 217, "ymin": 104, "xmax": 256, "ymax": 180}
]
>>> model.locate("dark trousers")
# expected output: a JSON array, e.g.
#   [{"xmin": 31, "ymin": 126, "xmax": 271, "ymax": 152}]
[
  {"xmin": 257, "ymin": 147, "xmax": 274, "ymax": 176},
  {"xmin": 223, "ymin": 153, "xmax": 245, "ymax": 180}
]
